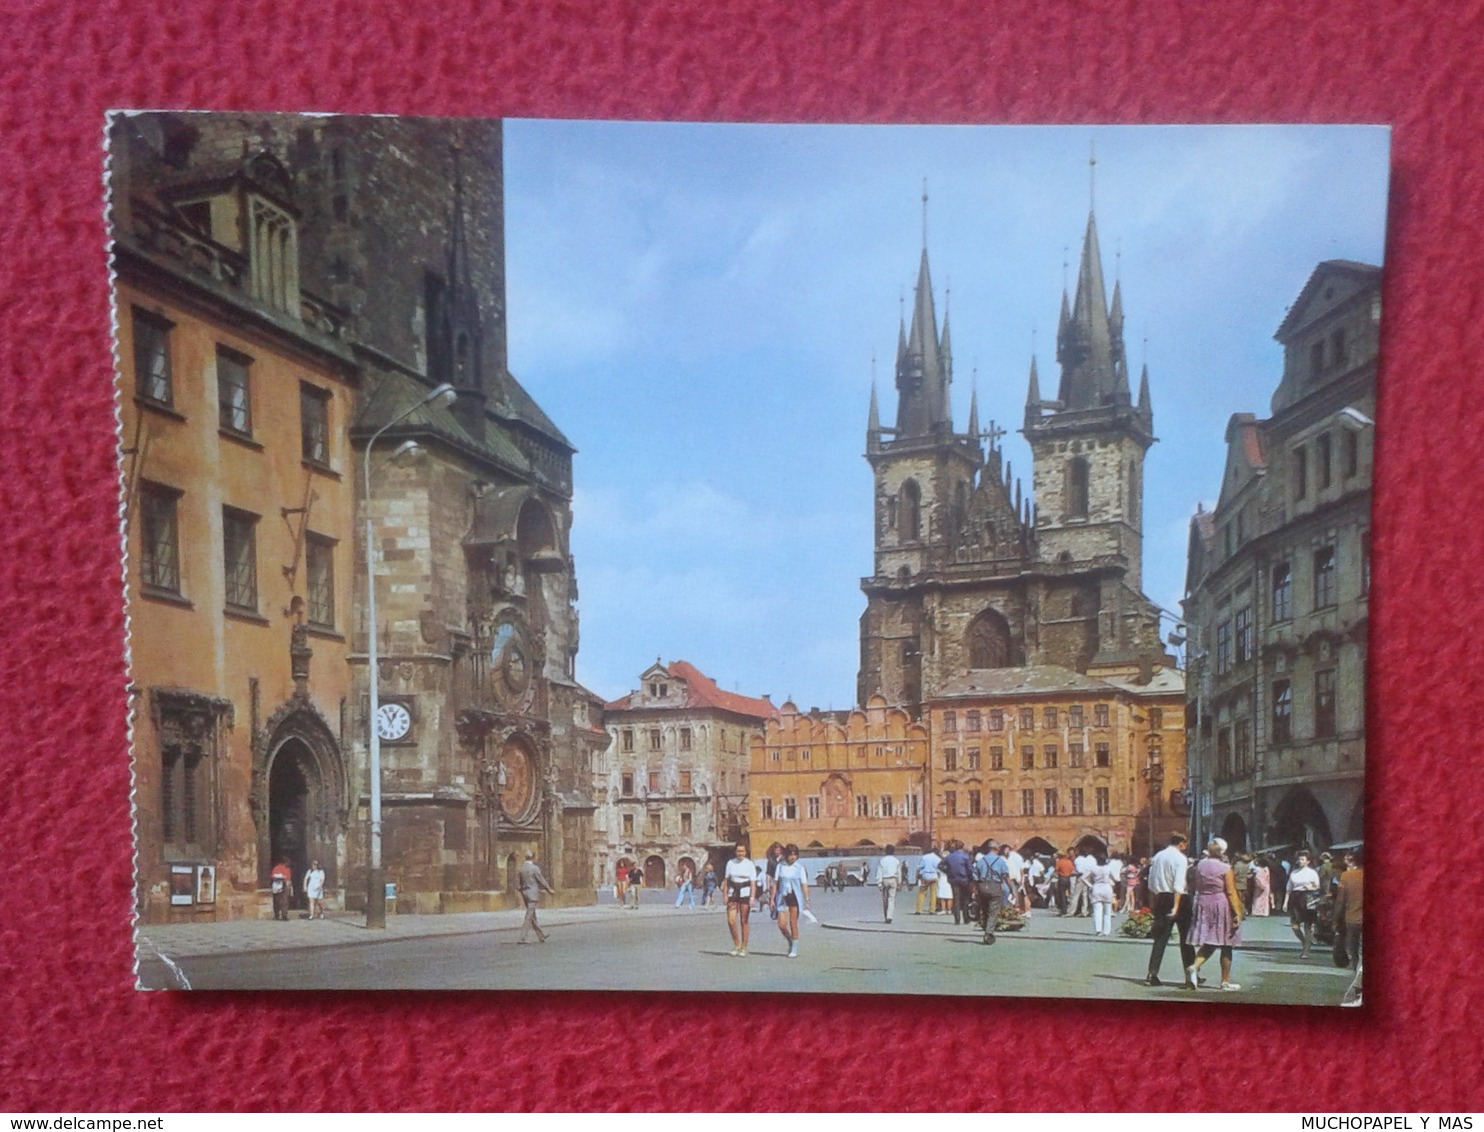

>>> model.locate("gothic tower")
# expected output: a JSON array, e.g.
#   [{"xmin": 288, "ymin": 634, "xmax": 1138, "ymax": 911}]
[
  {"xmin": 859, "ymin": 246, "xmax": 1031, "ymax": 707},
  {"xmin": 1024, "ymin": 208, "xmax": 1160, "ymax": 667}
]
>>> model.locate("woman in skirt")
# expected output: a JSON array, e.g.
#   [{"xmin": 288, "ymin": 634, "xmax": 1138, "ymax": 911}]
[{"xmin": 1185, "ymin": 837, "xmax": 1244, "ymax": 991}]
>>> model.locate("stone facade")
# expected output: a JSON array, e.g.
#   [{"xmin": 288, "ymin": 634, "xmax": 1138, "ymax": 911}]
[
  {"xmin": 114, "ymin": 118, "xmax": 363, "ymax": 922},
  {"xmin": 748, "ymin": 697, "xmax": 932, "ymax": 851},
  {"xmin": 598, "ymin": 661, "xmax": 776, "ymax": 888},
  {"xmin": 926, "ymin": 664, "xmax": 1187, "ymax": 857},
  {"xmin": 115, "ymin": 112, "xmax": 602, "ymax": 920},
  {"xmin": 1183, "ymin": 261, "xmax": 1377, "ymax": 854},
  {"xmin": 858, "ymin": 212, "xmax": 1168, "ymax": 713}
]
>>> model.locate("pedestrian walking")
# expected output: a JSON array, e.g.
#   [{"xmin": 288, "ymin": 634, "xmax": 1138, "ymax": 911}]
[
  {"xmin": 1089, "ymin": 852, "xmax": 1118, "ymax": 936},
  {"xmin": 270, "ymin": 859, "xmax": 294, "ymax": 922},
  {"xmin": 724, "ymin": 842, "xmax": 755, "ymax": 956},
  {"xmin": 626, "ymin": 863, "xmax": 644, "ymax": 909},
  {"xmin": 973, "ymin": 843, "xmax": 1010, "ymax": 944},
  {"xmin": 1142, "ymin": 832, "xmax": 1190, "ymax": 986},
  {"xmin": 942, "ymin": 840, "xmax": 974, "ymax": 925},
  {"xmin": 773, "ymin": 844, "xmax": 811, "ymax": 958},
  {"xmin": 915, "ymin": 845, "xmax": 941, "ymax": 914},
  {"xmin": 1184, "ymin": 837, "xmax": 1244, "ymax": 991},
  {"xmin": 1333, "ymin": 847, "xmax": 1363, "ymax": 1007},
  {"xmin": 1053, "ymin": 851, "xmax": 1075, "ymax": 915},
  {"xmin": 1250, "ymin": 856, "xmax": 1272, "ymax": 916},
  {"xmin": 761, "ymin": 842, "xmax": 784, "ymax": 915},
  {"xmin": 304, "ymin": 859, "xmax": 326, "ymax": 920},
  {"xmin": 1285, "ymin": 850, "xmax": 1322, "ymax": 957},
  {"xmin": 700, "ymin": 863, "xmax": 719, "ymax": 909},
  {"xmin": 516, "ymin": 850, "xmax": 556, "ymax": 944},
  {"xmin": 1070, "ymin": 845, "xmax": 1096, "ymax": 917},
  {"xmin": 674, "ymin": 862, "xmax": 697, "ymax": 909},
  {"xmin": 615, "ymin": 860, "xmax": 630, "ymax": 907},
  {"xmin": 878, "ymin": 844, "xmax": 902, "ymax": 923}
]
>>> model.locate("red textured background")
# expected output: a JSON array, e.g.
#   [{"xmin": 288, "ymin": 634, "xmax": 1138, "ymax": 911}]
[{"xmin": 0, "ymin": 0, "xmax": 1479, "ymax": 1113}]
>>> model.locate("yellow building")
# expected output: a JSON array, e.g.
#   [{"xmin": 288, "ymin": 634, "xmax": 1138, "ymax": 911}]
[
  {"xmin": 927, "ymin": 663, "xmax": 1188, "ymax": 858},
  {"xmin": 117, "ymin": 134, "xmax": 360, "ymax": 921},
  {"xmin": 748, "ymin": 696, "xmax": 930, "ymax": 851}
]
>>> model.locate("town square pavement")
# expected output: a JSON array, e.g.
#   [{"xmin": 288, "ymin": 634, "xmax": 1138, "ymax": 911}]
[{"xmin": 135, "ymin": 885, "xmax": 1355, "ymax": 1006}]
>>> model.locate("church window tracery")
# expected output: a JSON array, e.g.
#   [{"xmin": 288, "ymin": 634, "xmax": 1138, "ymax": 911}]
[{"xmin": 967, "ymin": 608, "xmax": 1012, "ymax": 669}]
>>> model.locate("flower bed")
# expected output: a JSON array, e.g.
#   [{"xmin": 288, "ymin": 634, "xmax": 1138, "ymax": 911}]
[{"xmin": 1120, "ymin": 908, "xmax": 1154, "ymax": 939}]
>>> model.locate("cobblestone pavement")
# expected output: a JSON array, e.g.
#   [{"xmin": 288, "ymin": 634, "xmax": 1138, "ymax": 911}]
[{"xmin": 135, "ymin": 887, "xmax": 1356, "ymax": 1006}]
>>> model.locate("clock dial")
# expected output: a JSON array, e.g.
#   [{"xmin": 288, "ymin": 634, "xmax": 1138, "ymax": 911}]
[
  {"xmin": 490, "ymin": 616, "xmax": 534, "ymax": 708},
  {"xmin": 375, "ymin": 702, "xmax": 411, "ymax": 741}
]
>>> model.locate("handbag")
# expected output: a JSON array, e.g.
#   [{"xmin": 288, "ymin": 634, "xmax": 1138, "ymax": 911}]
[{"xmin": 1304, "ymin": 891, "xmax": 1324, "ymax": 912}]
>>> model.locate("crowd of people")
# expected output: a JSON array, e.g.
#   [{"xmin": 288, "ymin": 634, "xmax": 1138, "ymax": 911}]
[
  {"xmin": 620, "ymin": 832, "xmax": 1364, "ymax": 1005},
  {"xmin": 1142, "ymin": 832, "xmax": 1364, "ymax": 1004}
]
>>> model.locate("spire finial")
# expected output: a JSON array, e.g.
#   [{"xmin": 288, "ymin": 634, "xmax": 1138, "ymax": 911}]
[
  {"xmin": 922, "ymin": 176, "xmax": 929, "ymax": 250},
  {"xmin": 1089, "ymin": 139, "xmax": 1097, "ymax": 211},
  {"xmin": 1062, "ymin": 246, "xmax": 1070, "ymax": 292}
]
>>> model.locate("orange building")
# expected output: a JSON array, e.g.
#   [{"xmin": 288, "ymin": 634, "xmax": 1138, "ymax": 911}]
[
  {"xmin": 926, "ymin": 663, "xmax": 1187, "ymax": 858},
  {"xmin": 116, "ymin": 137, "xmax": 360, "ymax": 922},
  {"xmin": 748, "ymin": 696, "xmax": 930, "ymax": 851}
]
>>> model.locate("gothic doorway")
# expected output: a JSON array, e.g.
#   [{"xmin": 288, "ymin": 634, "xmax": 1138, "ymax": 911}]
[
  {"xmin": 256, "ymin": 704, "xmax": 346, "ymax": 907},
  {"xmin": 268, "ymin": 739, "xmax": 314, "ymax": 911}
]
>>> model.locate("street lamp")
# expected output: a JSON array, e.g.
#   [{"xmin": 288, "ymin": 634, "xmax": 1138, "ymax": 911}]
[{"xmin": 363, "ymin": 382, "xmax": 456, "ymax": 928}]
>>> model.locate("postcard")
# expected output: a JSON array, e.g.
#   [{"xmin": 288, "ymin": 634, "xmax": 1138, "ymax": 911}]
[{"xmin": 116, "ymin": 112, "xmax": 1383, "ymax": 1001}]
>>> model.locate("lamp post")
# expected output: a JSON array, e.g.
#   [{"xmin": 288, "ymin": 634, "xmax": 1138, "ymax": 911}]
[{"xmin": 363, "ymin": 382, "xmax": 456, "ymax": 928}]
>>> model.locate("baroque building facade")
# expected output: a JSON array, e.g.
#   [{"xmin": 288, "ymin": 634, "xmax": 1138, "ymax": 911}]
[
  {"xmin": 1183, "ymin": 261, "xmax": 1377, "ymax": 854},
  {"xmin": 925, "ymin": 665, "xmax": 1186, "ymax": 857},
  {"xmin": 598, "ymin": 660, "xmax": 776, "ymax": 889},
  {"xmin": 115, "ymin": 112, "xmax": 602, "ymax": 921}
]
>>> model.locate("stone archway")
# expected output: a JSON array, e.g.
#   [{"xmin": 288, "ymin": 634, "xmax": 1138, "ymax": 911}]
[
  {"xmin": 1270, "ymin": 788, "xmax": 1333, "ymax": 853},
  {"xmin": 1220, "ymin": 812, "xmax": 1249, "ymax": 854},
  {"xmin": 645, "ymin": 854, "xmax": 666, "ymax": 889},
  {"xmin": 255, "ymin": 702, "xmax": 346, "ymax": 897}
]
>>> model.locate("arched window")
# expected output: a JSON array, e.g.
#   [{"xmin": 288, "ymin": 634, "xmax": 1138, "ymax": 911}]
[
  {"xmin": 1067, "ymin": 457, "xmax": 1090, "ymax": 518},
  {"xmin": 967, "ymin": 608, "xmax": 1012, "ymax": 669},
  {"xmin": 901, "ymin": 479, "xmax": 922, "ymax": 540}
]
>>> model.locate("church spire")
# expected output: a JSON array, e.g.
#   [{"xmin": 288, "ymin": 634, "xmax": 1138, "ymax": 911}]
[
  {"xmin": 1137, "ymin": 361, "xmax": 1153, "ymax": 426},
  {"xmin": 437, "ymin": 138, "xmax": 486, "ymax": 441},
  {"xmin": 1023, "ymin": 355, "xmax": 1042, "ymax": 429},
  {"xmin": 1054, "ymin": 208, "xmax": 1130, "ymax": 411},
  {"xmin": 895, "ymin": 246, "xmax": 952, "ymax": 437}
]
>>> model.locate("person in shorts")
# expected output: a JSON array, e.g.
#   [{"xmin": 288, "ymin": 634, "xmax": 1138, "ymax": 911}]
[{"xmin": 724, "ymin": 842, "xmax": 756, "ymax": 956}]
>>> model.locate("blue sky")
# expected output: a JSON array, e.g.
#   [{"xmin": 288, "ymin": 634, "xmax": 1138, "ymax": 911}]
[{"xmin": 503, "ymin": 122, "xmax": 1390, "ymax": 706}]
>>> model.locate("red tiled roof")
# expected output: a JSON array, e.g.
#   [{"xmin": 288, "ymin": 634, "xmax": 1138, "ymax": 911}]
[{"xmin": 604, "ymin": 659, "xmax": 778, "ymax": 719}]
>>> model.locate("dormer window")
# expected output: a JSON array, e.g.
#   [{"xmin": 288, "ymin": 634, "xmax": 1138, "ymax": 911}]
[{"xmin": 247, "ymin": 194, "xmax": 300, "ymax": 316}]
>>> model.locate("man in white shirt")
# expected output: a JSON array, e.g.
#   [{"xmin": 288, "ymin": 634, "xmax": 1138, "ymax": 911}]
[
  {"xmin": 1143, "ymin": 832, "xmax": 1191, "ymax": 986},
  {"xmin": 878, "ymin": 845, "xmax": 902, "ymax": 923},
  {"xmin": 1071, "ymin": 848, "xmax": 1096, "ymax": 916},
  {"xmin": 1005, "ymin": 846, "xmax": 1026, "ymax": 911},
  {"xmin": 915, "ymin": 846, "xmax": 941, "ymax": 915}
]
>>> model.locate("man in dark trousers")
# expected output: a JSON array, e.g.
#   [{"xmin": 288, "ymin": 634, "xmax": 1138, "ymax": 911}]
[
  {"xmin": 517, "ymin": 851, "xmax": 556, "ymax": 944},
  {"xmin": 1142, "ymin": 832, "xmax": 1192, "ymax": 986},
  {"xmin": 941, "ymin": 840, "xmax": 975, "ymax": 925}
]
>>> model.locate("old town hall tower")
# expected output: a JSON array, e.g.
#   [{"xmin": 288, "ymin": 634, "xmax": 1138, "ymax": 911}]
[{"xmin": 858, "ymin": 209, "xmax": 1168, "ymax": 710}]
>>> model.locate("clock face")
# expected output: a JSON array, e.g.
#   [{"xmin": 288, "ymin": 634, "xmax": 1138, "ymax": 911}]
[
  {"xmin": 490, "ymin": 617, "xmax": 533, "ymax": 708},
  {"xmin": 375, "ymin": 702, "xmax": 412, "ymax": 742}
]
